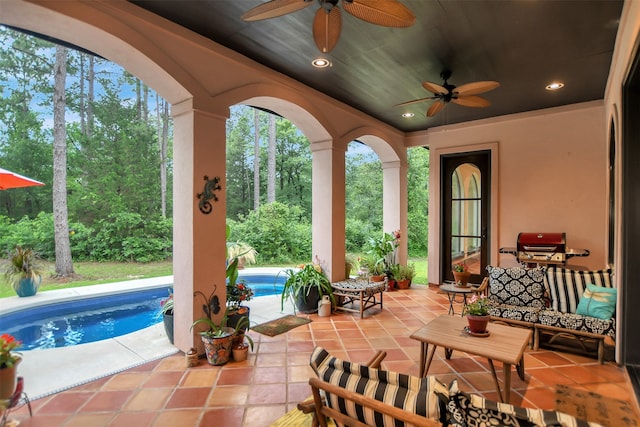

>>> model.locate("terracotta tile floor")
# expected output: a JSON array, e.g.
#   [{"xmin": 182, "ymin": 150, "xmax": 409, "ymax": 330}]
[{"xmin": 6, "ymin": 286, "xmax": 638, "ymax": 426}]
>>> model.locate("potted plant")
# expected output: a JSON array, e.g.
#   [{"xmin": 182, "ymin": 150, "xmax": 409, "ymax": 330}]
[
  {"xmin": 4, "ymin": 246, "xmax": 44, "ymax": 297},
  {"xmin": 0, "ymin": 334, "xmax": 21, "ymax": 399},
  {"xmin": 464, "ymin": 294, "xmax": 490, "ymax": 334},
  {"xmin": 367, "ymin": 230, "xmax": 400, "ymax": 270},
  {"xmin": 452, "ymin": 262, "xmax": 471, "ymax": 287},
  {"xmin": 191, "ymin": 288, "xmax": 235, "ymax": 366},
  {"xmin": 226, "ymin": 241, "xmax": 257, "ymax": 269},
  {"xmin": 395, "ymin": 263, "xmax": 416, "ymax": 289},
  {"xmin": 345, "ymin": 253, "xmax": 359, "ymax": 279},
  {"xmin": 230, "ymin": 315, "xmax": 254, "ymax": 362},
  {"xmin": 280, "ymin": 263, "xmax": 334, "ymax": 313},
  {"xmin": 226, "ymin": 257, "xmax": 254, "ymax": 332},
  {"xmin": 159, "ymin": 289, "xmax": 174, "ymax": 344},
  {"xmin": 369, "ymin": 261, "xmax": 386, "ymax": 282}
]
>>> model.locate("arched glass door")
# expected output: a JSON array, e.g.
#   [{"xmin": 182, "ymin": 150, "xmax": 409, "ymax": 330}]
[{"xmin": 442, "ymin": 151, "xmax": 490, "ymax": 284}]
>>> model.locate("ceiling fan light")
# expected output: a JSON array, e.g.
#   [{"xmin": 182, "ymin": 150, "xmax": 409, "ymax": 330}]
[
  {"xmin": 545, "ymin": 82, "xmax": 565, "ymax": 91},
  {"xmin": 312, "ymin": 58, "xmax": 332, "ymax": 68}
]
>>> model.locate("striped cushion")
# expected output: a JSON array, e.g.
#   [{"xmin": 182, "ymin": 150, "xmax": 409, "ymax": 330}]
[
  {"xmin": 487, "ymin": 266, "xmax": 547, "ymax": 308},
  {"xmin": 309, "ymin": 346, "xmax": 441, "ymax": 425},
  {"xmin": 545, "ymin": 267, "xmax": 613, "ymax": 314}
]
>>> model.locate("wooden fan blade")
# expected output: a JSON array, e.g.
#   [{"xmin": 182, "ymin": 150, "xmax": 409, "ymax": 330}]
[
  {"xmin": 427, "ymin": 100, "xmax": 446, "ymax": 117},
  {"xmin": 452, "ymin": 95, "xmax": 491, "ymax": 108},
  {"xmin": 454, "ymin": 81, "xmax": 500, "ymax": 96},
  {"xmin": 313, "ymin": 6, "xmax": 342, "ymax": 53},
  {"xmin": 422, "ymin": 81, "xmax": 447, "ymax": 95},
  {"xmin": 343, "ymin": 0, "xmax": 416, "ymax": 27},
  {"xmin": 242, "ymin": 0, "xmax": 313, "ymax": 21},
  {"xmin": 394, "ymin": 96, "xmax": 437, "ymax": 107}
]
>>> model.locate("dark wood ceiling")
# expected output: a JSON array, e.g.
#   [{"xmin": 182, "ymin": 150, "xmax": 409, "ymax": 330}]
[{"xmin": 130, "ymin": 0, "xmax": 623, "ymax": 133}]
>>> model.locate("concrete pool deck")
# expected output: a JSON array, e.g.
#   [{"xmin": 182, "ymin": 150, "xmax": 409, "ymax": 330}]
[{"xmin": 0, "ymin": 272, "xmax": 296, "ymax": 399}]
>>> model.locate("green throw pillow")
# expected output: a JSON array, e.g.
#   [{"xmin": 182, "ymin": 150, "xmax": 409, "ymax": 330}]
[{"xmin": 576, "ymin": 284, "xmax": 617, "ymax": 320}]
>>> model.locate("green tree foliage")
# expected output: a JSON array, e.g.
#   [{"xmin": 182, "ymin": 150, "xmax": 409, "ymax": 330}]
[
  {"xmin": 407, "ymin": 147, "xmax": 429, "ymax": 256},
  {"xmin": 0, "ymin": 28, "xmax": 53, "ymax": 218}
]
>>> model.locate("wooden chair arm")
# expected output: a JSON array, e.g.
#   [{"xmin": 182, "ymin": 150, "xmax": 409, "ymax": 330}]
[
  {"xmin": 365, "ymin": 350, "xmax": 387, "ymax": 369},
  {"xmin": 309, "ymin": 377, "xmax": 441, "ymax": 427}
]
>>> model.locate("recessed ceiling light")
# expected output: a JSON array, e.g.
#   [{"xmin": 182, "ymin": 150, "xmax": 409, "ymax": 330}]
[
  {"xmin": 311, "ymin": 58, "xmax": 331, "ymax": 68},
  {"xmin": 402, "ymin": 112, "xmax": 414, "ymax": 118},
  {"xmin": 545, "ymin": 82, "xmax": 565, "ymax": 91}
]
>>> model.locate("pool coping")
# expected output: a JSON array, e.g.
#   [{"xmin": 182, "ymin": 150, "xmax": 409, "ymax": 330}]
[{"xmin": 2, "ymin": 271, "xmax": 295, "ymax": 400}]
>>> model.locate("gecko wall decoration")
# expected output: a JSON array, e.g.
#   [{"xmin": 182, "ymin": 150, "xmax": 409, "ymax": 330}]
[{"xmin": 197, "ymin": 175, "xmax": 221, "ymax": 214}]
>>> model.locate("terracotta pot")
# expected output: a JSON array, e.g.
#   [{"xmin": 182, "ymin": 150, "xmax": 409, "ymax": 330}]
[
  {"xmin": 452, "ymin": 271, "xmax": 471, "ymax": 287},
  {"xmin": 396, "ymin": 279, "xmax": 410, "ymax": 289},
  {"xmin": 370, "ymin": 275, "xmax": 385, "ymax": 282},
  {"xmin": 466, "ymin": 314, "xmax": 489, "ymax": 333},
  {"xmin": 232, "ymin": 345, "xmax": 249, "ymax": 362},
  {"xmin": 387, "ymin": 279, "xmax": 396, "ymax": 291},
  {"xmin": 0, "ymin": 356, "xmax": 21, "ymax": 399}
]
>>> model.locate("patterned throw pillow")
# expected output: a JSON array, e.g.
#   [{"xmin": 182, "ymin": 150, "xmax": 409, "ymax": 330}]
[
  {"xmin": 545, "ymin": 267, "xmax": 613, "ymax": 313},
  {"xmin": 575, "ymin": 284, "xmax": 617, "ymax": 320},
  {"xmin": 445, "ymin": 381, "xmax": 603, "ymax": 427},
  {"xmin": 486, "ymin": 266, "xmax": 546, "ymax": 308}
]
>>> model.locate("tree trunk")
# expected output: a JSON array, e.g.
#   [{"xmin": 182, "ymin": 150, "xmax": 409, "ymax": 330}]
[
  {"xmin": 253, "ymin": 108, "xmax": 260, "ymax": 211},
  {"xmin": 53, "ymin": 45, "xmax": 74, "ymax": 277},
  {"xmin": 159, "ymin": 96, "xmax": 169, "ymax": 218},
  {"xmin": 87, "ymin": 55, "xmax": 94, "ymax": 138},
  {"xmin": 267, "ymin": 114, "xmax": 276, "ymax": 203}
]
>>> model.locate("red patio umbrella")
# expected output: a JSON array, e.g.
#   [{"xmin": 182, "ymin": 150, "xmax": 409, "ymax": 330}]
[{"xmin": 0, "ymin": 167, "xmax": 44, "ymax": 190}]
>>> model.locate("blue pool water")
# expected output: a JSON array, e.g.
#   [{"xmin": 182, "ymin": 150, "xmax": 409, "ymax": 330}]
[
  {"xmin": 0, "ymin": 269, "xmax": 287, "ymax": 350},
  {"xmin": 1, "ymin": 288, "xmax": 169, "ymax": 350}
]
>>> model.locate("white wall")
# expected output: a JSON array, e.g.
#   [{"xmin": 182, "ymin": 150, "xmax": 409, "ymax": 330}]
[{"xmin": 408, "ymin": 102, "xmax": 608, "ymax": 284}]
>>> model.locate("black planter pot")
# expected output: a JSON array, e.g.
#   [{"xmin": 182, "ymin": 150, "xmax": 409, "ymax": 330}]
[
  {"xmin": 163, "ymin": 312, "xmax": 174, "ymax": 344},
  {"xmin": 295, "ymin": 286, "xmax": 320, "ymax": 313},
  {"xmin": 227, "ymin": 307, "xmax": 250, "ymax": 333}
]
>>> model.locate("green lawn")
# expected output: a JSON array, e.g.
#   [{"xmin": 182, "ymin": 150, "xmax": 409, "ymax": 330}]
[
  {"xmin": 0, "ymin": 258, "xmax": 428, "ymax": 298},
  {"xmin": 0, "ymin": 261, "xmax": 173, "ymax": 298}
]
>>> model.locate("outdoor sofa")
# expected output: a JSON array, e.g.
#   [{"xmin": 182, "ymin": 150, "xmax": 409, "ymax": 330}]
[{"xmin": 486, "ymin": 265, "xmax": 616, "ymax": 363}]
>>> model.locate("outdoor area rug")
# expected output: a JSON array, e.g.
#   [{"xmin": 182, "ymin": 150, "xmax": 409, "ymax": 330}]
[
  {"xmin": 269, "ymin": 397, "xmax": 336, "ymax": 427},
  {"xmin": 252, "ymin": 315, "xmax": 311, "ymax": 337},
  {"xmin": 555, "ymin": 384, "xmax": 640, "ymax": 426}
]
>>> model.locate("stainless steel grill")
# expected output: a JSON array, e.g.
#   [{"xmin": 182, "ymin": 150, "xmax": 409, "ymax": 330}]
[{"xmin": 500, "ymin": 232, "xmax": 589, "ymax": 266}]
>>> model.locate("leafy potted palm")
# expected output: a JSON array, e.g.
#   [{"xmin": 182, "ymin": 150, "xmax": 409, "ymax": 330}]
[
  {"xmin": 4, "ymin": 246, "xmax": 44, "ymax": 297},
  {"xmin": 191, "ymin": 288, "xmax": 235, "ymax": 365},
  {"xmin": 280, "ymin": 263, "xmax": 334, "ymax": 314}
]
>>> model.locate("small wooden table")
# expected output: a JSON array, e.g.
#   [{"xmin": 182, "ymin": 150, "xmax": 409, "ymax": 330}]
[
  {"xmin": 439, "ymin": 283, "xmax": 479, "ymax": 316},
  {"xmin": 410, "ymin": 315, "xmax": 531, "ymax": 403}
]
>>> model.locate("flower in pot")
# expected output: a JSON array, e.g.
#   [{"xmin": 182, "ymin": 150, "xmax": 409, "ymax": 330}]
[
  {"xmin": 0, "ymin": 334, "xmax": 22, "ymax": 399},
  {"xmin": 159, "ymin": 289, "xmax": 174, "ymax": 344},
  {"xmin": 463, "ymin": 294, "xmax": 490, "ymax": 334},
  {"xmin": 191, "ymin": 288, "xmax": 235, "ymax": 366},
  {"xmin": 4, "ymin": 246, "xmax": 44, "ymax": 297},
  {"xmin": 226, "ymin": 257, "xmax": 254, "ymax": 332},
  {"xmin": 280, "ymin": 263, "xmax": 334, "ymax": 314},
  {"xmin": 230, "ymin": 315, "xmax": 254, "ymax": 362},
  {"xmin": 452, "ymin": 262, "xmax": 471, "ymax": 287}
]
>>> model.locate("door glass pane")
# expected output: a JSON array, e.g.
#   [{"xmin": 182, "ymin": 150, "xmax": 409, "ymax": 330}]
[{"xmin": 451, "ymin": 163, "xmax": 482, "ymax": 275}]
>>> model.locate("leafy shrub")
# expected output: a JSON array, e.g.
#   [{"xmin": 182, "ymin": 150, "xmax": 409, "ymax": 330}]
[{"xmin": 231, "ymin": 202, "xmax": 310, "ymax": 264}]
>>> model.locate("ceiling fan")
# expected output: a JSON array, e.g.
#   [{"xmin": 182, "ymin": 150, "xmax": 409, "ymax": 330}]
[
  {"xmin": 395, "ymin": 70, "xmax": 500, "ymax": 117},
  {"xmin": 241, "ymin": 0, "xmax": 415, "ymax": 53}
]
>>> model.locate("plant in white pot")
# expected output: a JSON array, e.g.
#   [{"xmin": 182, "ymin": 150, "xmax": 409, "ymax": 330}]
[{"xmin": 4, "ymin": 246, "xmax": 44, "ymax": 297}]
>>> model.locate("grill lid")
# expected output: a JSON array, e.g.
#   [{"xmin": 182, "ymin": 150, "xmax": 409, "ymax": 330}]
[{"xmin": 517, "ymin": 232, "xmax": 566, "ymax": 264}]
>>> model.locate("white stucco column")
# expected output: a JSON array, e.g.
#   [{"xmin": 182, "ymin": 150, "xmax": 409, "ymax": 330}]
[
  {"xmin": 382, "ymin": 160, "xmax": 408, "ymax": 265},
  {"xmin": 171, "ymin": 99, "xmax": 228, "ymax": 354},
  {"xmin": 311, "ymin": 140, "xmax": 346, "ymax": 281}
]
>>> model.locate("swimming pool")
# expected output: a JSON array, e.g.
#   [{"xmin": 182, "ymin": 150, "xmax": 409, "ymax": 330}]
[
  {"xmin": 0, "ymin": 269, "xmax": 289, "ymax": 350},
  {"xmin": 1, "ymin": 287, "xmax": 169, "ymax": 350}
]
